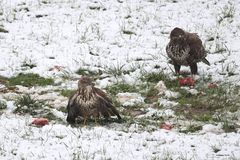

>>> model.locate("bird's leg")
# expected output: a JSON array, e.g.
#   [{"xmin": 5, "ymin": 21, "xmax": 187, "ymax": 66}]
[
  {"xmin": 94, "ymin": 117, "xmax": 99, "ymax": 126},
  {"xmin": 82, "ymin": 117, "xmax": 87, "ymax": 127},
  {"xmin": 190, "ymin": 63, "xmax": 198, "ymax": 77},
  {"xmin": 174, "ymin": 64, "xmax": 181, "ymax": 75},
  {"xmin": 92, "ymin": 112, "xmax": 99, "ymax": 126}
]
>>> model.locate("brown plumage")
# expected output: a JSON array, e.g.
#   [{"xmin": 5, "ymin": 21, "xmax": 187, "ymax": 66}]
[
  {"xmin": 66, "ymin": 76, "xmax": 121, "ymax": 124},
  {"xmin": 166, "ymin": 27, "xmax": 210, "ymax": 75}
]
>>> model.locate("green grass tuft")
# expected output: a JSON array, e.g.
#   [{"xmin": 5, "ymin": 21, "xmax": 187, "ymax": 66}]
[
  {"xmin": 58, "ymin": 106, "xmax": 68, "ymax": 113},
  {"xmin": 14, "ymin": 94, "xmax": 46, "ymax": 115},
  {"xmin": 104, "ymin": 64, "xmax": 126, "ymax": 77},
  {"xmin": 0, "ymin": 27, "xmax": 8, "ymax": 33},
  {"xmin": 76, "ymin": 68, "xmax": 102, "ymax": 76},
  {"xmin": 59, "ymin": 89, "xmax": 76, "ymax": 97},
  {"xmin": 0, "ymin": 100, "xmax": 7, "ymax": 109},
  {"xmin": 222, "ymin": 121, "xmax": 236, "ymax": 133},
  {"xmin": 174, "ymin": 83, "xmax": 240, "ymax": 127},
  {"xmin": 42, "ymin": 112, "xmax": 63, "ymax": 122},
  {"xmin": 194, "ymin": 113, "xmax": 212, "ymax": 122},
  {"xmin": 140, "ymin": 72, "xmax": 179, "ymax": 88},
  {"xmin": 122, "ymin": 30, "xmax": 136, "ymax": 35},
  {"xmin": 180, "ymin": 125, "xmax": 202, "ymax": 133},
  {"xmin": 106, "ymin": 82, "xmax": 138, "ymax": 95},
  {"xmin": 141, "ymin": 72, "xmax": 168, "ymax": 83},
  {"xmin": 0, "ymin": 75, "xmax": 9, "ymax": 83},
  {"xmin": 9, "ymin": 73, "xmax": 54, "ymax": 87},
  {"xmin": 144, "ymin": 86, "xmax": 159, "ymax": 104}
]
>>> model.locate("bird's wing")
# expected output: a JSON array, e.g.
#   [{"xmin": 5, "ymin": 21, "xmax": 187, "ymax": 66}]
[
  {"xmin": 94, "ymin": 88, "xmax": 121, "ymax": 119},
  {"xmin": 67, "ymin": 93, "xmax": 78, "ymax": 111},
  {"xmin": 186, "ymin": 32, "xmax": 208, "ymax": 61},
  {"xmin": 186, "ymin": 32, "xmax": 203, "ymax": 49},
  {"xmin": 94, "ymin": 88, "xmax": 112, "ymax": 103}
]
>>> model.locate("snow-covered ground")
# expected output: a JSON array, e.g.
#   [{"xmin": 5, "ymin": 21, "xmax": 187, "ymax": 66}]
[
  {"xmin": 0, "ymin": 0, "xmax": 240, "ymax": 159},
  {"xmin": 1, "ymin": 114, "xmax": 240, "ymax": 160},
  {"xmin": 1, "ymin": 0, "xmax": 240, "ymax": 83}
]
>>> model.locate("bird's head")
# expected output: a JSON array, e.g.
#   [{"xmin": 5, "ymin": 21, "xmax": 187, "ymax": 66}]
[
  {"xmin": 170, "ymin": 27, "xmax": 185, "ymax": 40},
  {"xmin": 78, "ymin": 76, "xmax": 94, "ymax": 88}
]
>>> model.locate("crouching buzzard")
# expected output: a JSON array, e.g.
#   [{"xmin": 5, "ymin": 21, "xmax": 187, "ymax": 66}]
[
  {"xmin": 66, "ymin": 76, "xmax": 121, "ymax": 124},
  {"xmin": 166, "ymin": 27, "xmax": 210, "ymax": 75}
]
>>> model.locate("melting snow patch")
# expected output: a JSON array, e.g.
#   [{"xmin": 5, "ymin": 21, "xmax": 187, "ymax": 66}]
[
  {"xmin": 0, "ymin": 84, "xmax": 5, "ymax": 89},
  {"xmin": 158, "ymin": 98, "xmax": 178, "ymax": 108},
  {"xmin": 188, "ymin": 88, "xmax": 199, "ymax": 95},
  {"xmin": 139, "ymin": 108, "xmax": 175, "ymax": 119},
  {"xmin": 164, "ymin": 90, "xmax": 180, "ymax": 98},
  {"xmin": 7, "ymin": 101, "xmax": 16, "ymax": 113},
  {"xmin": 37, "ymin": 92, "xmax": 60, "ymax": 101},
  {"xmin": 16, "ymin": 85, "xmax": 30, "ymax": 93},
  {"xmin": 154, "ymin": 81, "xmax": 167, "ymax": 95},
  {"xmin": 117, "ymin": 92, "xmax": 144, "ymax": 106},
  {"xmin": 200, "ymin": 124, "xmax": 224, "ymax": 134},
  {"xmin": 96, "ymin": 77, "xmax": 114, "ymax": 89},
  {"xmin": 154, "ymin": 81, "xmax": 180, "ymax": 98},
  {"xmin": 181, "ymin": 87, "xmax": 199, "ymax": 95},
  {"xmin": 52, "ymin": 97, "xmax": 68, "ymax": 108},
  {"xmin": 122, "ymin": 74, "xmax": 137, "ymax": 85},
  {"xmin": 128, "ymin": 123, "xmax": 141, "ymax": 132},
  {"xmin": 2, "ymin": 93, "xmax": 19, "ymax": 101},
  {"xmin": 51, "ymin": 108, "xmax": 66, "ymax": 120}
]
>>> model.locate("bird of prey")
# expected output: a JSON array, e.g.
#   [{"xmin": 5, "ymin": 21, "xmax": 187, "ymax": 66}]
[
  {"xmin": 66, "ymin": 76, "xmax": 121, "ymax": 124},
  {"xmin": 166, "ymin": 27, "xmax": 210, "ymax": 75}
]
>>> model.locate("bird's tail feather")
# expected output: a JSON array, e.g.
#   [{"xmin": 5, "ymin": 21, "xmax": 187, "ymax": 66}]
[
  {"xmin": 100, "ymin": 101, "xmax": 122, "ymax": 120},
  {"xmin": 202, "ymin": 58, "xmax": 210, "ymax": 66},
  {"xmin": 109, "ymin": 106, "xmax": 122, "ymax": 120}
]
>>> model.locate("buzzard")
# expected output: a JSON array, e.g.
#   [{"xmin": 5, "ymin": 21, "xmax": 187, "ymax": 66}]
[
  {"xmin": 166, "ymin": 27, "xmax": 210, "ymax": 75},
  {"xmin": 66, "ymin": 76, "xmax": 121, "ymax": 124}
]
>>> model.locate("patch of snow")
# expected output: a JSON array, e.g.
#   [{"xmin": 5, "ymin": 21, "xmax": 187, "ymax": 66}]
[
  {"xmin": 0, "ymin": 84, "xmax": 5, "ymax": 89},
  {"xmin": 37, "ymin": 92, "xmax": 59, "ymax": 101},
  {"xmin": 181, "ymin": 87, "xmax": 199, "ymax": 95},
  {"xmin": 2, "ymin": 92, "xmax": 19, "ymax": 101},
  {"xmin": 154, "ymin": 81, "xmax": 167, "ymax": 95},
  {"xmin": 5, "ymin": 101, "xmax": 16, "ymax": 113},
  {"xmin": 139, "ymin": 108, "xmax": 175, "ymax": 119},
  {"xmin": 117, "ymin": 92, "xmax": 144, "ymax": 107},
  {"xmin": 16, "ymin": 85, "xmax": 30, "ymax": 93},
  {"xmin": 16, "ymin": 85, "xmax": 60, "ymax": 94},
  {"xmin": 200, "ymin": 124, "xmax": 224, "ymax": 134},
  {"xmin": 96, "ymin": 77, "xmax": 114, "ymax": 89},
  {"xmin": 122, "ymin": 74, "xmax": 137, "ymax": 85},
  {"xmin": 51, "ymin": 108, "xmax": 66, "ymax": 120},
  {"xmin": 52, "ymin": 97, "xmax": 68, "ymax": 108},
  {"xmin": 158, "ymin": 98, "xmax": 178, "ymax": 108},
  {"xmin": 164, "ymin": 90, "xmax": 180, "ymax": 99},
  {"xmin": 188, "ymin": 88, "xmax": 199, "ymax": 95}
]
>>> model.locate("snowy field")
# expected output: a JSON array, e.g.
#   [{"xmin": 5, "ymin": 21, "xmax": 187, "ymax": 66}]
[{"xmin": 0, "ymin": 0, "xmax": 240, "ymax": 159}]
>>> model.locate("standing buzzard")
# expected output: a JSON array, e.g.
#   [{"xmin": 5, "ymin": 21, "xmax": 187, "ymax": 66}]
[
  {"xmin": 166, "ymin": 27, "xmax": 210, "ymax": 75},
  {"xmin": 66, "ymin": 76, "xmax": 121, "ymax": 124}
]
